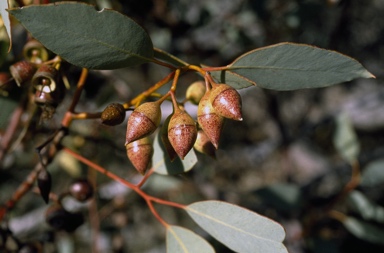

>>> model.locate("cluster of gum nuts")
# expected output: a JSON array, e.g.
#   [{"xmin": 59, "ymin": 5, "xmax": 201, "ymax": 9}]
[{"xmin": 101, "ymin": 77, "xmax": 243, "ymax": 175}]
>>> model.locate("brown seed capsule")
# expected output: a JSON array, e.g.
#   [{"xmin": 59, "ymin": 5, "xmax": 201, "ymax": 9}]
[
  {"xmin": 160, "ymin": 114, "xmax": 178, "ymax": 161},
  {"xmin": 197, "ymin": 91, "xmax": 224, "ymax": 149},
  {"xmin": 125, "ymin": 102, "xmax": 161, "ymax": 144},
  {"xmin": 32, "ymin": 64, "xmax": 58, "ymax": 93},
  {"xmin": 126, "ymin": 137, "xmax": 153, "ymax": 175},
  {"xmin": 101, "ymin": 103, "xmax": 126, "ymax": 126},
  {"xmin": 210, "ymin": 83, "xmax": 242, "ymax": 121},
  {"xmin": 186, "ymin": 80, "xmax": 206, "ymax": 105},
  {"xmin": 168, "ymin": 109, "xmax": 197, "ymax": 159},
  {"xmin": 23, "ymin": 39, "xmax": 49, "ymax": 64},
  {"xmin": 9, "ymin": 61, "xmax": 37, "ymax": 87},
  {"xmin": 69, "ymin": 178, "xmax": 94, "ymax": 202},
  {"xmin": 194, "ymin": 130, "xmax": 216, "ymax": 159}
]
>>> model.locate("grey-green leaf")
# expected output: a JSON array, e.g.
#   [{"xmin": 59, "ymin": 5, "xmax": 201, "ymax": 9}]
[
  {"xmin": 219, "ymin": 43, "xmax": 374, "ymax": 90},
  {"xmin": 152, "ymin": 131, "xmax": 197, "ymax": 175},
  {"xmin": 185, "ymin": 200, "xmax": 287, "ymax": 253},
  {"xmin": 360, "ymin": 159, "xmax": 384, "ymax": 187},
  {"xmin": 347, "ymin": 191, "xmax": 384, "ymax": 223},
  {"xmin": 333, "ymin": 113, "xmax": 360, "ymax": 164},
  {"xmin": 8, "ymin": 2, "xmax": 154, "ymax": 69},
  {"xmin": 166, "ymin": 225, "xmax": 215, "ymax": 253},
  {"xmin": 342, "ymin": 216, "xmax": 384, "ymax": 245}
]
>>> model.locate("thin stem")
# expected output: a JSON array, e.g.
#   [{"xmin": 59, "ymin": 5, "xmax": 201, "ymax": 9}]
[
  {"xmin": 127, "ymin": 71, "xmax": 176, "ymax": 108},
  {"xmin": 136, "ymin": 168, "xmax": 155, "ymax": 188},
  {"xmin": 68, "ymin": 68, "xmax": 89, "ymax": 113},
  {"xmin": 201, "ymin": 66, "xmax": 230, "ymax": 72},
  {"xmin": 150, "ymin": 58, "xmax": 177, "ymax": 70},
  {"xmin": 63, "ymin": 148, "xmax": 187, "ymax": 226},
  {"xmin": 170, "ymin": 68, "xmax": 181, "ymax": 92},
  {"xmin": 186, "ymin": 65, "xmax": 206, "ymax": 76}
]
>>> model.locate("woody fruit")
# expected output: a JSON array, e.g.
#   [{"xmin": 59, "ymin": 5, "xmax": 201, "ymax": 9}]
[
  {"xmin": 126, "ymin": 136, "xmax": 153, "ymax": 175},
  {"xmin": 125, "ymin": 101, "xmax": 161, "ymax": 144},
  {"xmin": 168, "ymin": 108, "xmax": 197, "ymax": 159}
]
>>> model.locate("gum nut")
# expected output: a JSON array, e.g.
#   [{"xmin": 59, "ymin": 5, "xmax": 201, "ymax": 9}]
[
  {"xmin": 210, "ymin": 84, "xmax": 242, "ymax": 121},
  {"xmin": 126, "ymin": 137, "xmax": 153, "ymax": 175},
  {"xmin": 186, "ymin": 80, "xmax": 206, "ymax": 105},
  {"xmin": 125, "ymin": 102, "xmax": 161, "ymax": 144},
  {"xmin": 194, "ymin": 130, "xmax": 216, "ymax": 158},
  {"xmin": 168, "ymin": 110, "xmax": 197, "ymax": 159},
  {"xmin": 197, "ymin": 91, "xmax": 224, "ymax": 149}
]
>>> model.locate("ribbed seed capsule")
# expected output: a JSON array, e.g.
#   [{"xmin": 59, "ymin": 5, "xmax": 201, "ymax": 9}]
[
  {"xmin": 126, "ymin": 137, "xmax": 153, "ymax": 175},
  {"xmin": 209, "ymin": 83, "xmax": 242, "ymax": 121},
  {"xmin": 23, "ymin": 39, "xmax": 49, "ymax": 64},
  {"xmin": 32, "ymin": 64, "xmax": 58, "ymax": 93},
  {"xmin": 197, "ymin": 91, "xmax": 224, "ymax": 149},
  {"xmin": 125, "ymin": 102, "xmax": 161, "ymax": 144},
  {"xmin": 160, "ymin": 114, "xmax": 177, "ymax": 162},
  {"xmin": 101, "ymin": 103, "xmax": 125, "ymax": 126},
  {"xmin": 168, "ymin": 110, "xmax": 197, "ymax": 159},
  {"xmin": 194, "ymin": 130, "xmax": 216, "ymax": 159},
  {"xmin": 9, "ymin": 61, "xmax": 37, "ymax": 87},
  {"xmin": 186, "ymin": 80, "xmax": 206, "ymax": 105}
]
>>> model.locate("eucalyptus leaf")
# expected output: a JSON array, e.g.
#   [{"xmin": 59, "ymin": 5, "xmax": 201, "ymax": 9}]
[
  {"xmin": 152, "ymin": 131, "xmax": 197, "ymax": 175},
  {"xmin": 154, "ymin": 48, "xmax": 189, "ymax": 67},
  {"xmin": 343, "ymin": 216, "xmax": 384, "ymax": 245},
  {"xmin": 210, "ymin": 69, "xmax": 255, "ymax": 89},
  {"xmin": 8, "ymin": 2, "xmax": 154, "ymax": 69},
  {"xmin": 218, "ymin": 43, "xmax": 374, "ymax": 90},
  {"xmin": 186, "ymin": 200, "xmax": 288, "ymax": 253},
  {"xmin": 166, "ymin": 225, "xmax": 215, "ymax": 253},
  {"xmin": 0, "ymin": 0, "xmax": 12, "ymax": 51},
  {"xmin": 333, "ymin": 113, "xmax": 360, "ymax": 164},
  {"xmin": 347, "ymin": 191, "xmax": 384, "ymax": 223},
  {"xmin": 360, "ymin": 159, "xmax": 384, "ymax": 187}
]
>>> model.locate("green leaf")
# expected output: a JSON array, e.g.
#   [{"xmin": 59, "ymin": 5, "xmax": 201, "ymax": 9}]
[
  {"xmin": 360, "ymin": 159, "xmax": 384, "ymax": 187},
  {"xmin": 154, "ymin": 48, "xmax": 189, "ymax": 67},
  {"xmin": 8, "ymin": 2, "xmax": 154, "ymax": 69},
  {"xmin": 254, "ymin": 183, "xmax": 302, "ymax": 213},
  {"xmin": 152, "ymin": 131, "xmax": 197, "ymax": 175},
  {"xmin": 185, "ymin": 200, "xmax": 288, "ymax": 253},
  {"xmin": 342, "ymin": 216, "xmax": 384, "ymax": 245},
  {"xmin": 210, "ymin": 69, "xmax": 255, "ymax": 89},
  {"xmin": 166, "ymin": 225, "xmax": 215, "ymax": 253},
  {"xmin": 216, "ymin": 43, "xmax": 374, "ymax": 90},
  {"xmin": 333, "ymin": 113, "xmax": 360, "ymax": 164},
  {"xmin": 0, "ymin": 0, "xmax": 11, "ymax": 52},
  {"xmin": 347, "ymin": 191, "xmax": 384, "ymax": 223}
]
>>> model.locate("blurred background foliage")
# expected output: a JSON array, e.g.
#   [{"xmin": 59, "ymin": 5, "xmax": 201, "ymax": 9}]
[{"xmin": 1, "ymin": 0, "xmax": 384, "ymax": 252}]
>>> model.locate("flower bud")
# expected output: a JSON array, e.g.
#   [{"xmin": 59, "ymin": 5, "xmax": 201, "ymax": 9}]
[
  {"xmin": 168, "ymin": 110, "xmax": 197, "ymax": 159},
  {"xmin": 210, "ymin": 83, "xmax": 242, "ymax": 121},
  {"xmin": 125, "ymin": 102, "xmax": 161, "ymax": 144},
  {"xmin": 101, "ymin": 103, "xmax": 125, "ymax": 126},
  {"xmin": 194, "ymin": 130, "xmax": 216, "ymax": 159},
  {"xmin": 126, "ymin": 137, "xmax": 153, "ymax": 175},
  {"xmin": 186, "ymin": 80, "xmax": 206, "ymax": 105},
  {"xmin": 197, "ymin": 91, "xmax": 224, "ymax": 149},
  {"xmin": 160, "ymin": 114, "xmax": 177, "ymax": 161},
  {"xmin": 9, "ymin": 61, "xmax": 37, "ymax": 87},
  {"xmin": 37, "ymin": 168, "xmax": 52, "ymax": 204}
]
